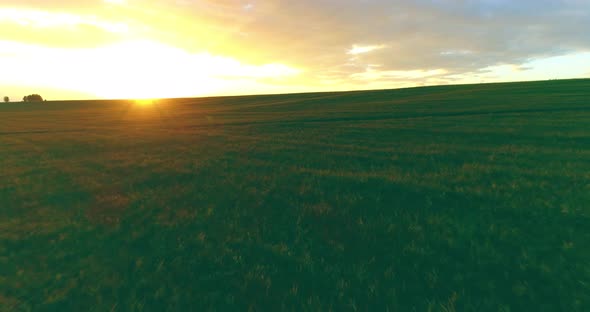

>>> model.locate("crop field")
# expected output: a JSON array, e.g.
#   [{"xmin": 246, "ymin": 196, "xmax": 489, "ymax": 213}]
[{"xmin": 1, "ymin": 79, "xmax": 589, "ymax": 311}]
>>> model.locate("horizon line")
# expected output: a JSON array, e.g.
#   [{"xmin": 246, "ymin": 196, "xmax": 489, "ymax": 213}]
[{"xmin": 5, "ymin": 77, "xmax": 589, "ymax": 103}]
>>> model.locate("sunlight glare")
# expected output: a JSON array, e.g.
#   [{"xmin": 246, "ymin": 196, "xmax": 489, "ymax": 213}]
[
  {"xmin": 135, "ymin": 98, "xmax": 156, "ymax": 106},
  {"xmin": 0, "ymin": 39, "xmax": 301, "ymax": 100}
]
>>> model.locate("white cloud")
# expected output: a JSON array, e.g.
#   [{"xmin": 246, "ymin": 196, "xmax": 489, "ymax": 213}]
[
  {"xmin": 347, "ymin": 44, "xmax": 385, "ymax": 55},
  {"xmin": 440, "ymin": 50, "xmax": 474, "ymax": 56},
  {"xmin": 351, "ymin": 68, "xmax": 448, "ymax": 80},
  {"xmin": 0, "ymin": 8, "xmax": 129, "ymax": 34}
]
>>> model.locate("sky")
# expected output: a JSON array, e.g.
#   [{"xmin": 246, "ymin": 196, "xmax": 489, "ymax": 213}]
[{"xmin": 1, "ymin": 0, "xmax": 589, "ymax": 100}]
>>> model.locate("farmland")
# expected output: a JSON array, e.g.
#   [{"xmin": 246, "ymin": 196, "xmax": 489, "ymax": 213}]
[{"xmin": 1, "ymin": 79, "xmax": 589, "ymax": 311}]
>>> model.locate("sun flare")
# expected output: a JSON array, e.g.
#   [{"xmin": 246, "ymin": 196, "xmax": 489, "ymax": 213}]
[{"xmin": 135, "ymin": 98, "xmax": 156, "ymax": 106}]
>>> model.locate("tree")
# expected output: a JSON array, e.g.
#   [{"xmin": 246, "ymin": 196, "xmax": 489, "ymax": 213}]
[
  {"xmin": 3, "ymin": 96, "xmax": 8, "ymax": 103},
  {"xmin": 23, "ymin": 94, "xmax": 44, "ymax": 102}
]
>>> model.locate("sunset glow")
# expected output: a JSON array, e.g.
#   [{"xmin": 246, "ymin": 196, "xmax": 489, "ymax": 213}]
[
  {"xmin": 134, "ymin": 98, "xmax": 156, "ymax": 105},
  {"xmin": 1, "ymin": 1, "xmax": 589, "ymax": 100}
]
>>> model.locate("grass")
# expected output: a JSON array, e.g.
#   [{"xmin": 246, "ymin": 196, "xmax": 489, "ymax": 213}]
[{"xmin": 1, "ymin": 79, "xmax": 589, "ymax": 311}]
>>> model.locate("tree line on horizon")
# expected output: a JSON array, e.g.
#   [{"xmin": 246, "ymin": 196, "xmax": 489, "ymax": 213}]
[
  {"xmin": 23, "ymin": 94, "xmax": 44, "ymax": 102},
  {"xmin": 1, "ymin": 94, "xmax": 45, "ymax": 103}
]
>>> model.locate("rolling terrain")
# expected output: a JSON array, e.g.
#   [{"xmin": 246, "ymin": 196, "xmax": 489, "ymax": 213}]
[{"xmin": 1, "ymin": 79, "xmax": 589, "ymax": 311}]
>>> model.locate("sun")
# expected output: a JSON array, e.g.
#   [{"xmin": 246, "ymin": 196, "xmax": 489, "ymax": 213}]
[{"xmin": 135, "ymin": 98, "xmax": 156, "ymax": 106}]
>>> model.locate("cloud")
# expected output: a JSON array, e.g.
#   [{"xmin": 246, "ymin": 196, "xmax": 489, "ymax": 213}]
[
  {"xmin": 0, "ymin": 7, "xmax": 136, "ymax": 48},
  {"xmin": 351, "ymin": 68, "xmax": 448, "ymax": 81},
  {"xmin": 0, "ymin": 8, "xmax": 129, "ymax": 33},
  {"xmin": 348, "ymin": 44, "xmax": 385, "ymax": 55},
  {"xmin": 133, "ymin": 0, "xmax": 588, "ymax": 89}
]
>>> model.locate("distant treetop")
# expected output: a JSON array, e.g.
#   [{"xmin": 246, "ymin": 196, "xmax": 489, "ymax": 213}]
[
  {"xmin": 23, "ymin": 94, "xmax": 44, "ymax": 102},
  {"xmin": 3, "ymin": 96, "xmax": 8, "ymax": 103}
]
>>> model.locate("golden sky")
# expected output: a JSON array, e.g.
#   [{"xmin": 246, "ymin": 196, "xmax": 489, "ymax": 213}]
[{"xmin": 1, "ymin": 0, "xmax": 590, "ymax": 100}]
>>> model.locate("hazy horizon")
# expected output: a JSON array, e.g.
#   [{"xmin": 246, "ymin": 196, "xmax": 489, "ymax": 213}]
[
  {"xmin": 2, "ymin": 0, "xmax": 590, "ymax": 100},
  {"xmin": 7, "ymin": 77, "xmax": 590, "ymax": 103}
]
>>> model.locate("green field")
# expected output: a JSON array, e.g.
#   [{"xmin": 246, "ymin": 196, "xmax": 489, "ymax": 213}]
[{"xmin": 1, "ymin": 79, "xmax": 589, "ymax": 311}]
